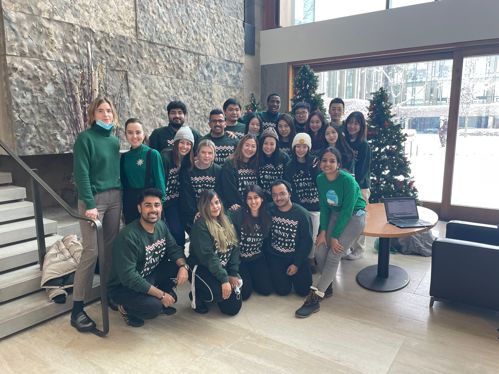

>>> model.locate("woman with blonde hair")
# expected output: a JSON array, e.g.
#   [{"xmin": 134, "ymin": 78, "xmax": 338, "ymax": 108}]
[
  {"xmin": 71, "ymin": 97, "xmax": 122, "ymax": 332},
  {"xmin": 188, "ymin": 190, "xmax": 242, "ymax": 315}
]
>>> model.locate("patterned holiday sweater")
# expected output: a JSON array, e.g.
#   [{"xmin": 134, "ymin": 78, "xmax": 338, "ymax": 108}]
[
  {"xmin": 189, "ymin": 218, "xmax": 240, "ymax": 283},
  {"xmin": 180, "ymin": 163, "xmax": 222, "ymax": 231},
  {"xmin": 226, "ymin": 121, "xmax": 247, "ymax": 139},
  {"xmin": 258, "ymin": 151, "xmax": 290, "ymax": 197},
  {"xmin": 229, "ymin": 207, "xmax": 269, "ymax": 262},
  {"xmin": 160, "ymin": 150, "xmax": 182, "ymax": 206},
  {"xmin": 278, "ymin": 139, "xmax": 293, "ymax": 158},
  {"xmin": 268, "ymin": 203, "xmax": 312, "ymax": 267},
  {"xmin": 220, "ymin": 158, "xmax": 258, "ymax": 207},
  {"xmin": 257, "ymin": 111, "xmax": 280, "ymax": 132},
  {"xmin": 108, "ymin": 219, "xmax": 184, "ymax": 295},
  {"xmin": 283, "ymin": 155, "xmax": 321, "ymax": 211},
  {"xmin": 201, "ymin": 133, "xmax": 239, "ymax": 166}
]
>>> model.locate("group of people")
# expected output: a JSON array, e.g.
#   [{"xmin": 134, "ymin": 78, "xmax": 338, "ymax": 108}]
[{"xmin": 70, "ymin": 93, "xmax": 372, "ymax": 332}]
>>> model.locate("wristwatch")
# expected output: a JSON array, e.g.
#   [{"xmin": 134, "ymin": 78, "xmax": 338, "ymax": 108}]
[{"xmin": 180, "ymin": 263, "xmax": 190, "ymax": 271}]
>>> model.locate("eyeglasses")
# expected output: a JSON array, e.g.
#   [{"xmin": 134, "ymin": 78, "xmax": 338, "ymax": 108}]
[{"xmin": 295, "ymin": 110, "xmax": 308, "ymax": 116}]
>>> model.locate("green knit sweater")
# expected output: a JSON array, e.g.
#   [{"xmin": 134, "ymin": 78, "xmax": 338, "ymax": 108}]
[
  {"xmin": 316, "ymin": 170, "xmax": 366, "ymax": 239},
  {"xmin": 73, "ymin": 125, "xmax": 121, "ymax": 209}
]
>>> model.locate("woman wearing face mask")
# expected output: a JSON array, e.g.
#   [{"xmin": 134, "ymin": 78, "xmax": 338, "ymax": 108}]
[
  {"xmin": 220, "ymin": 134, "xmax": 259, "ymax": 209},
  {"xmin": 161, "ymin": 126, "xmax": 195, "ymax": 248},
  {"xmin": 283, "ymin": 132, "xmax": 321, "ymax": 272},
  {"xmin": 324, "ymin": 123, "xmax": 354, "ymax": 173},
  {"xmin": 180, "ymin": 139, "xmax": 222, "ymax": 233},
  {"xmin": 343, "ymin": 111, "xmax": 371, "ymax": 260},
  {"xmin": 257, "ymin": 127, "xmax": 290, "ymax": 201},
  {"xmin": 229, "ymin": 185, "xmax": 273, "ymax": 300},
  {"xmin": 306, "ymin": 110, "xmax": 328, "ymax": 156},
  {"xmin": 71, "ymin": 97, "xmax": 122, "ymax": 333},
  {"xmin": 295, "ymin": 147, "xmax": 366, "ymax": 318},
  {"xmin": 188, "ymin": 190, "xmax": 242, "ymax": 315},
  {"xmin": 276, "ymin": 113, "xmax": 296, "ymax": 157},
  {"xmin": 121, "ymin": 118, "xmax": 166, "ymax": 225}
]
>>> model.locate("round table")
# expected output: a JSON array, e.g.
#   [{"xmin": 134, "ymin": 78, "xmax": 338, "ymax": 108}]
[{"xmin": 356, "ymin": 203, "xmax": 438, "ymax": 292}]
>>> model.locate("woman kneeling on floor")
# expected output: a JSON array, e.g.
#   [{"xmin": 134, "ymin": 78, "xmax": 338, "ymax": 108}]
[
  {"xmin": 188, "ymin": 190, "xmax": 242, "ymax": 315},
  {"xmin": 295, "ymin": 147, "xmax": 366, "ymax": 318}
]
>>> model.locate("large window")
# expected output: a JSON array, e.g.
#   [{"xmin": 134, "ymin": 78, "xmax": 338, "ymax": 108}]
[
  {"xmin": 452, "ymin": 55, "xmax": 499, "ymax": 210},
  {"xmin": 290, "ymin": 0, "xmax": 435, "ymax": 26},
  {"xmin": 318, "ymin": 60, "xmax": 453, "ymax": 203}
]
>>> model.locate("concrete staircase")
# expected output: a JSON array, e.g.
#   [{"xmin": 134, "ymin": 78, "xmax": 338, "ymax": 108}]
[{"xmin": 0, "ymin": 171, "xmax": 100, "ymax": 339}]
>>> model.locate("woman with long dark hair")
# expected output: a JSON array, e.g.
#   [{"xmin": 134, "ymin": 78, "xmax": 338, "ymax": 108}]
[
  {"xmin": 71, "ymin": 97, "xmax": 122, "ymax": 332},
  {"xmin": 324, "ymin": 123, "xmax": 354, "ymax": 173},
  {"xmin": 257, "ymin": 128, "xmax": 290, "ymax": 201},
  {"xmin": 277, "ymin": 113, "xmax": 296, "ymax": 157},
  {"xmin": 161, "ymin": 126, "xmax": 195, "ymax": 248},
  {"xmin": 295, "ymin": 147, "xmax": 366, "ymax": 318},
  {"xmin": 220, "ymin": 134, "xmax": 259, "ymax": 209},
  {"xmin": 306, "ymin": 110, "xmax": 328, "ymax": 156},
  {"xmin": 343, "ymin": 111, "xmax": 372, "ymax": 260},
  {"xmin": 229, "ymin": 185, "xmax": 273, "ymax": 300},
  {"xmin": 189, "ymin": 190, "xmax": 242, "ymax": 315}
]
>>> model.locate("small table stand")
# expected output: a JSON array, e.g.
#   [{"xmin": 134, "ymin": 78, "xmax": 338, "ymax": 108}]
[{"xmin": 356, "ymin": 203, "xmax": 438, "ymax": 292}]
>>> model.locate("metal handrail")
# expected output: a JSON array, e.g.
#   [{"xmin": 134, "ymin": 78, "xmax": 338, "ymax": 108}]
[{"xmin": 0, "ymin": 138, "xmax": 109, "ymax": 337}]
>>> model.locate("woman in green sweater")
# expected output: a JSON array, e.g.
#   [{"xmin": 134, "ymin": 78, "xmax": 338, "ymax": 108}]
[
  {"xmin": 121, "ymin": 118, "xmax": 166, "ymax": 224},
  {"xmin": 71, "ymin": 97, "xmax": 122, "ymax": 332},
  {"xmin": 189, "ymin": 190, "xmax": 242, "ymax": 315},
  {"xmin": 295, "ymin": 147, "xmax": 366, "ymax": 318}
]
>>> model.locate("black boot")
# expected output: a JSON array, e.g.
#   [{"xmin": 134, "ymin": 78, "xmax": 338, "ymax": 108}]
[{"xmin": 295, "ymin": 287, "xmax": 322, "ymax": 318}]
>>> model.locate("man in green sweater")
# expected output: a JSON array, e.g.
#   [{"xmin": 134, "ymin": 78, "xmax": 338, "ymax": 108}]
[
  {"xmin": 267, "ymin": 179, "xmax": 313, "ymax": 297},
  {"xmin": 223, "ymin": 98, "xmax": 246, "ymax": 139},
  {"xmin": 201, "ymin": 109, "xmax": 239, "ymax": 166},
  {"xmin": 108, "ymin": 188, "xmax": 189, "ymax": 327},
  {"xmin": 148, "ymin": 100, "xmax": 201, "ymax": 153}
]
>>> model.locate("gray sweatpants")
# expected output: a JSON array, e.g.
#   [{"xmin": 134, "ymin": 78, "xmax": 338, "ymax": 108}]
[
  {"xmin": 73, "ymin": 189, "xmax": 121, "ymax": 302},
  {"xmin": 315, "ymin": 210, "xmax": 366, "ymax": 293}
]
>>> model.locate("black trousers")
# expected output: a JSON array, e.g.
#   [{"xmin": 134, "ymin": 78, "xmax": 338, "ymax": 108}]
[
  {"xmin": 190, "ymin": 265, "xmax": 242, "ymax": 316},
  {"xmin": 268, "ymin": 254, "xmax": 312, "ymax": 297},
  {"xmin": 110, "ymin": 258, "xmax": 178, "ymax": 320},
  {"xmin": 239, "ymin": 256, "xmax": 273, "ymax": 301}
]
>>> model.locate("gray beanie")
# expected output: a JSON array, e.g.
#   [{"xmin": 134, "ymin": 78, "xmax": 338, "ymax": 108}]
[{"xmin": 173, "ymin": 126, "xmax": 195, "ymax": 144}]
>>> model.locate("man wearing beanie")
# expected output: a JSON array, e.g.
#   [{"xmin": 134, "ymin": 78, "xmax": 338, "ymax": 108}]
[
  {"xmin": 149, "ymin": 100, "xmax": 201, "ymax": 153},
  {"xmin": 258, "ymin": 127, "xmax": 290, "ymax": 200},
  {"xmin": 201, "ymin": 109, "xmax": 239, "ymax": 166}
]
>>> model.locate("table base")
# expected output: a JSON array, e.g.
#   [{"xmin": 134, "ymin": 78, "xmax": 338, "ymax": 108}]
[{"xmin": 356, "ymin": 265, "xmax": 410, "ymax": 292}]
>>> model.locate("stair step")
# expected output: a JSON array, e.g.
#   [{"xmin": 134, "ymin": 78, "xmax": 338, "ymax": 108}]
[
  {"xmin": 0, "ymin": 172, "xmax": 13, "ymax": 185},
  {"xmin": 0, "ymin": 201, "xmax": 34, "ymax": 223},
  {"xmin": 0, "ymin": 235, "xmax": 63, "ymax": 272},
  {"xmin": 0, "ymin": 264, "xmax": 42, "ymax": 302},
  {"xmin": 0, "ymin": 185, "xmax": 26, "ymax": 203},
  {"xmin": 0, "ymin": 218, "xmax": 57, "ymax": 246},
  {"xmin": 0, "ymin": 277, "xmax": 101, "ymax": 339}
]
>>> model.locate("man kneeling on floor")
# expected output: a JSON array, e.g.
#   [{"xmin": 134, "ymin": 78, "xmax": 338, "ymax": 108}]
[{"xmin": 107, "ymin": 188, "xmax": 189, "ymax": 327}]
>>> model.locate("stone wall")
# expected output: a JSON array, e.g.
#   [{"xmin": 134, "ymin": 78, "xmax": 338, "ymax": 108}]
[{"xmin": 0, "ymin": 0, "xmax": 247, "ymax": 155}]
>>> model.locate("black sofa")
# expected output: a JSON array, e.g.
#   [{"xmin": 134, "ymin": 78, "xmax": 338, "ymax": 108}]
[{"xmin": 429, "ymin": 220, "xmax": 499, "ymax": 310}]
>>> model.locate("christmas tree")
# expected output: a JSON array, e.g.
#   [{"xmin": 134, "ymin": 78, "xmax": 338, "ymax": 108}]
[
  {"xmin": 367, "ymin": 87, "xmax": 418, "ymax": 203},
  {"xmin": 291, "ymin": 65, "xmax": 326, "ymax": 114},
  {"xmin": 245, "ymin": 93, "xmax": 263, "ymax": 114}
]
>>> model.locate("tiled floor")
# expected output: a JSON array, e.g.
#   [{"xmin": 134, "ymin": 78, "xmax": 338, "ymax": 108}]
[{"xmin": 1, "ymin": 223, "xmax": 498, "ymax": 373}]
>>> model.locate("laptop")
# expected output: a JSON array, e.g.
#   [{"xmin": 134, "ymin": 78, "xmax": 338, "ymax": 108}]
[{"xmin": 384, "ymin": 197, "xmax": 431, "ymax": 228}]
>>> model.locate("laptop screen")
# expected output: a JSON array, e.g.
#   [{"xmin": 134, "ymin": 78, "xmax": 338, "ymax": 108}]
[{"xmin": 384, "ymin": 197, "xmax": 419, "ymax": 220}]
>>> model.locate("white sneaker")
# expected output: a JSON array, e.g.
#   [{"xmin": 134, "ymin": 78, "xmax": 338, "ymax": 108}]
[{"xmin": 343, "ymin": 250, "xmax": 363, "ymax": 260}]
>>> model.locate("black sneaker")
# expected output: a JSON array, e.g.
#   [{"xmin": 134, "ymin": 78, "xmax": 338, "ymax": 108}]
[
  {"xmin": 324, "ymin": 283, "xmax": 333, "ymax": 299},
  {"xmin": 70, "ymin": 310, "xmax": 96, "ymax": 332},
  {"xmin": 163, "ymin": 306, "xmax": 177, "ymax": 316},
  {"xmin": 118, "ymin": 305, "xmax": 144, "ymax": 327},
  {"xmin": 295, "ymin": 288, "xmax": 322, "ymax": 318}
]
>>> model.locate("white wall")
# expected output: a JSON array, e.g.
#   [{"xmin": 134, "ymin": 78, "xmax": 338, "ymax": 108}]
[{"xmin": 260, "ymin": 0, "xmax": 499, "ymax": 65}]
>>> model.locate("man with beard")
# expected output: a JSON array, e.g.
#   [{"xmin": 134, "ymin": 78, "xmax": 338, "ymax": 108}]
[
  {"xmin": 267, "ymin": 179, "xmax": 313, "ymax": 297},
  {"xmin": 201, "ymin": 109, "xmax": 239, "ymax": 166},
  {"xmin": 149, "ymin": 100, "xmax": 201, "ymax": 153},
  {"xmin": 107, "ymin": 188, "xmax": 189, "ymax": 327},
  {"xmin": 258, "ymin": 93, "xmax": 281, "ymax": 132}
]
